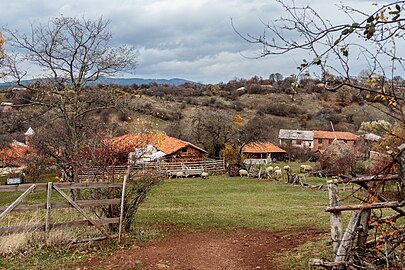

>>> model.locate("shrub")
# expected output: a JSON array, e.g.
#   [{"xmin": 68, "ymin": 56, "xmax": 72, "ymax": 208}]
[
  {"xmin": 261, "ymin": 103, "xmax": 305, "ymax": 116},
  {"xmin": 88, "ymin": 171, "xmax": 161, "ymax": 231}
]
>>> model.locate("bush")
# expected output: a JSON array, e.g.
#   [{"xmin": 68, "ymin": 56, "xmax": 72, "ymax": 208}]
[
  {"xmin": 261, "ymin": 103, "xmax": 305, "ymax": 116},
  {"xmin": 88, "ymin": 171, "xmax": 161, "ymax": 231}
]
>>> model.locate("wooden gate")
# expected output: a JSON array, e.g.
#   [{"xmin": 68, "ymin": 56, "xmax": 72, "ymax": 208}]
[{"xmin": 0, "ymin": 181, "xmax": 126, "ymax": 242}]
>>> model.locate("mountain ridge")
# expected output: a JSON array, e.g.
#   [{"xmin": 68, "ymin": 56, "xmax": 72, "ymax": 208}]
[{"xmin": 0, "ymin": 76, "xmax": 195, "ymax": 89}]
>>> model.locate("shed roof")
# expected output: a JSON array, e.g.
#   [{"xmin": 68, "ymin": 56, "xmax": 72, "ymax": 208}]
[
  {"xmin": 279, "ymin": 129, "xmax": 313, "ymax": 140},
  {"xmin": 0, "ymin": 141, "xmax": 34, "ymax": 166},
  {"xmin": 243, "ymin": 142, "xmax": 286, "ymax": 153},
  {"xmin": 107, "ymin": 133, "xmax": 207, "ymax": 156},
  {"xmin": 313, "ymin": 130, "xmax": 359, "ymax": 140}
]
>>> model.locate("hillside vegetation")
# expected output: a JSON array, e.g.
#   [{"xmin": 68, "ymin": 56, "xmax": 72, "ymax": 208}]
[{"xmin": 1, "ymin": 76, "xmax": 392, "ymax": 150}]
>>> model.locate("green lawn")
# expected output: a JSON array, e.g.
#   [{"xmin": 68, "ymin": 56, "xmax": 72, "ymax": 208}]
[{"xmin": 134, "ymin": 175, "xmax": 330, "ymax": 231}]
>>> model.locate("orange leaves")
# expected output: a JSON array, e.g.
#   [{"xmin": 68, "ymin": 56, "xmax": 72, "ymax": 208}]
[{"xmin": 232, "ymin": 115, "xmax": 244, "ymax": 126}]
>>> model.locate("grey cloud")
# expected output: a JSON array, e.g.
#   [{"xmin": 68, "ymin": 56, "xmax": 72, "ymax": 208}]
[{"xmin": 0, "ymin": 0, "xmax": 386, "ymax": 83}]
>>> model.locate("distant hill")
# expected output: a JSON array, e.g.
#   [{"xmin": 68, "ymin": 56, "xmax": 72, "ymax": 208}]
[
  {"xmin": 93, "ymin": 76, "xmax": 195, "ymax": 86},
  {"xmin": 0, "ymin": 77, "xmax": 195, "ymax": 90}
]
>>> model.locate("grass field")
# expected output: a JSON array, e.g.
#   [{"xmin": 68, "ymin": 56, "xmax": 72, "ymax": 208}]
[
  {"xmin": 134, "ymin": 175, "xmax": 330, "ymax": 231},
  {"xmin": 0, "ymin": 171, "xmax": 335, "ymax": 269}
]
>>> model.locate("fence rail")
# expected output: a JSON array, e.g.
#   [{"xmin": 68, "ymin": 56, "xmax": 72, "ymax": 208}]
[{"xmin": 0, "ymin": 182, "xmax": 125, "ymax": 241}]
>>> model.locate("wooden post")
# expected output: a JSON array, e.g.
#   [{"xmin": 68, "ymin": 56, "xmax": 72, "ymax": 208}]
[
  {"xmin": 335, "ymin": 210, "xmax": 361, "ymax": 264},
  {"xmin": 0, "ymin": 184, "xmax": 36, "ymax": 222},
  {"xmin": 327, "ymin": 179, "xmax": 343, "ymax": 259},
  {"xmin": 45, "ymin": 182, "xmax": 52, "ymax": 236},
  {"xmin": 357, "ymin": 209, "xmax": 371, "ymax": 247},
  {"xmin": 118, "ymin": 175, "xmax": 128, "ymax": 243}
]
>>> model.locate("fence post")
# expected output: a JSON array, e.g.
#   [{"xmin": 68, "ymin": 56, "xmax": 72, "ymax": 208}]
[
  {"xmin": 45, "ymin": 182, "xmax": 53, "ymax": 238},
  {"xmin": 327, "ymin": 178, "xmax": 343, "ymax": 259},
  {"xmin": 118, "ymin": 175, "xmax": 128, "ymax": 243}
]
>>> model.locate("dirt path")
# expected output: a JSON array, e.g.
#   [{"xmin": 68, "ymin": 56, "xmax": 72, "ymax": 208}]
[{"xmin": 68, "ymin": 227, "xmax": 324, "ymax": 270}]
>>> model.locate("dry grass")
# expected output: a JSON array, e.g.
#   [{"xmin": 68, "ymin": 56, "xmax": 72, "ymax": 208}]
[
  {"xmin": 0, "ymin": 208, "xmax": 105, "ymax": 256},
  {"xmin": 0, "ymin": 232, "xmax": 33, "ymax": 255}
]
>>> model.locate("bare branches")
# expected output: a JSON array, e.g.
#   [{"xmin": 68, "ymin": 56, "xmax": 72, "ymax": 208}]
[
  {"xmin": 5, "ymin": 16, "xmax": 136, "ymax": 90},
  {"xmin": 236, "ymin": 1, "xmax": 405, "ymax": 89},
  {"xmin": 1, "ymin": 16, "xmax": 137, "ymax": 184}
]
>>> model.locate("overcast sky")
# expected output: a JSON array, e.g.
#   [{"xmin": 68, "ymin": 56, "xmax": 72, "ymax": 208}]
[{"xmin": 0, "ymin": 0, "xmax": 388, "ymax": 84}]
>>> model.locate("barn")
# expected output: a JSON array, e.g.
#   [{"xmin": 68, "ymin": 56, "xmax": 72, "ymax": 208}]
[{"xmin": 107, "ymin": 133, "xmax": 208, "ymax": 164}]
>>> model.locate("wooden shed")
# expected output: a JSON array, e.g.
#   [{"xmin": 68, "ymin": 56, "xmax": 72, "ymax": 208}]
[{"xmin": 242, "ymin": 142, "xmax": 286, "ymax": 164}]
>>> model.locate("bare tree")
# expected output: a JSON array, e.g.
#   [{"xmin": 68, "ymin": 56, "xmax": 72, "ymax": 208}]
[
  {"xmin": 2, "ymin": 16, "xmax": 137, "ymax": 182},
  {"xmin": 190, "ymin": 109, "xmax": 236, "ymax": 157}
]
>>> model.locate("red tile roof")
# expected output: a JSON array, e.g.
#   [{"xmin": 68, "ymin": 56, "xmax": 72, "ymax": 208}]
[
  {"xmin": 313, "ymin": 130, "xmax": 359, "ymax": 141},
  {"xmin": 107, "ymin": 133, "xmax": 207, "ymax": 155},
  {"xmin": 243, "ymin": 142, "xmax": 286, "ymax": 153},
  {"xmin": 0, "ymin": 141, "xmax": 34, "ymax": 166}
]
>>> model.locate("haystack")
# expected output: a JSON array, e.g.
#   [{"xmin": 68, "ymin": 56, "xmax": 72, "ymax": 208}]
[{"xmin": 319, "ymin": 140, "xmax": 355, "ymax": 175}]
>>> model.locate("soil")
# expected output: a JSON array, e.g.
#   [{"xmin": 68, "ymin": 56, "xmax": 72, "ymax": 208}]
[{"xmin": 67, "ymin": 227, "xmax": 324, "ymax": 270}]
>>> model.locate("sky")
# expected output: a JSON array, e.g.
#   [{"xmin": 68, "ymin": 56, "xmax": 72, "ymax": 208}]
[{"xmin": 0, "ymin": 0, "xmax": 389, "ymax": 84}]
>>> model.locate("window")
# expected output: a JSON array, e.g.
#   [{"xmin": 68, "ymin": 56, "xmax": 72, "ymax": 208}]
[
  {"xmin": 318, "ymin": 138, "xmax": 323, "ymax": 144},
  {"xmin": 182, "ymin": 148, "xmax": 187, "ymax": 153}
]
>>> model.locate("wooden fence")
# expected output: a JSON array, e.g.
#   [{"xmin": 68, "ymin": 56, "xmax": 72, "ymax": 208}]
[
  {"xmin": 309, "ymin": 174, "xmax": 403, "ymax": 269},
  {"xmin": 78, "ymin": 159, "xmax": 226, "ymax": 180},
  {"xmin": 0, "ymin": 181, "xmax": 126, "ymax": 242}
]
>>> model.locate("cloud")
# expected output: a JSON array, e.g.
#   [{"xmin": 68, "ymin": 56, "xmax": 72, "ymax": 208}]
[{"xmin": 0, "ymin": 0, "xmax": 394, "ymax": 83}]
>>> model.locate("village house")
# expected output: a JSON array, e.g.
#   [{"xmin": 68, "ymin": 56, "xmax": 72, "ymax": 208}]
[
  {"xmin": 278, "ymin": 129, "xmax": 359, "ymax": 152},
  {"xmin": 0, "ymin": 102, "xmax": 14, "ymax": 113},
  {"xmin": 107, "ymin": 133, "xmax": 208, "ymax": 164},
  {"xmin": 313, "ymin": 130, "xmax": 359, "ymax": 152},
  {"xmin": 242, "ymin": 142, "xmax": 286, "ymax": 164},
  {"xmin": 0, "ymin": 127, "xmax": 36, "ymax": 170},
  {"xmin": 279, "ymin": 129, "xmax": 314, "ymax": 148}
]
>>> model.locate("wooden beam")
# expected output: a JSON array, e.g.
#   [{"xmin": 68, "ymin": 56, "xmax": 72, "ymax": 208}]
[
  {"xmin": 0, "ymin": 218, "xmax": 120, "ymax": 236},
  {"xmin": 327, "ymin": 179, "xmax": 343, "ymax": 259},
  {"xmin": 53, "ymin": 185, "xmax": 112, "ymax": 239},
  {"xmin": 338, "ymin": 174, "xmax": 398, "ymax": 184},
  {"xmin": 0, "ymin": 198, "xmax": 121, "ymax": 212},
  {"xmin": 118, "ymin": 175, "xmax": 128, "ymax": 243},
  {"xmin": 335, "ymin": 210, "xmax": 361, "ymax": 263},
  {"xmin": 0, "ymin": 182, "xmax": 122, "ymax": 192},
  {"xmin": 326, "ymin": 201, "xmax": 405, "ymax": 212},
  {"xmin": 357, "ymin": 209, "xmax": 371, "ymax": 247},
  {"xmin": 0, "ymin": 184, "xmax": 36, "ymax": 222},
  {"xmin": 308, "ymin": 258, "xmax": 347, "ymax": 268},
  {"xmin": 45, "ymin": 182, "xmax": 52, "ymax": 234}
]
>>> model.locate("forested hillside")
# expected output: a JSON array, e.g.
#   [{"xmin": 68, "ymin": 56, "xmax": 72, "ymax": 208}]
[{"xmin": 0, "ymin": 75, "xmax": 393, "ymax": 153}]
